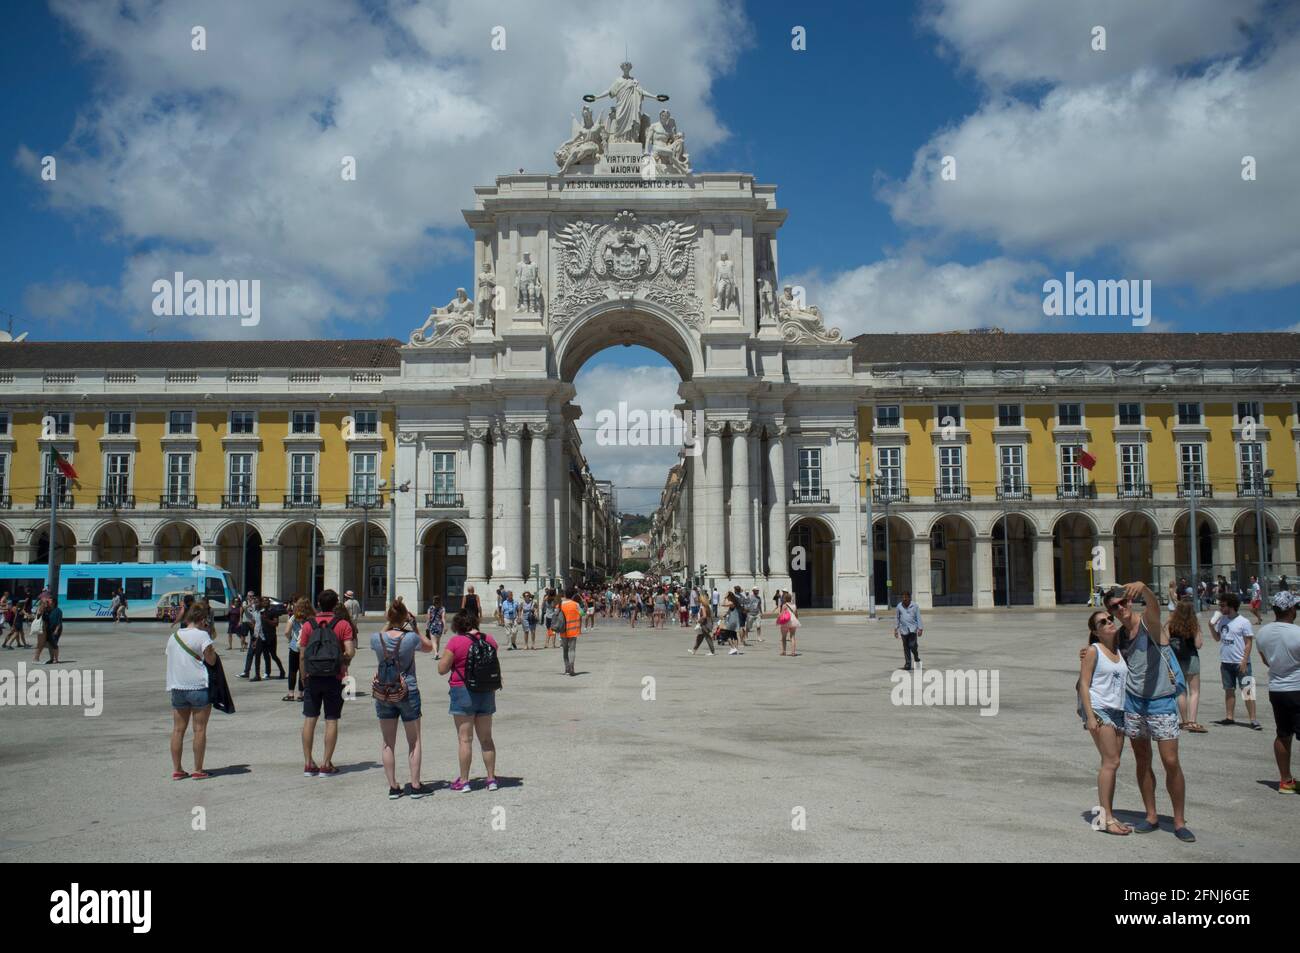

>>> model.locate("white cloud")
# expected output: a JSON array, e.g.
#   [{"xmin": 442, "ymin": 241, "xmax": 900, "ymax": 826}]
[
  {"xmin": 19, "ymin": 0, "xmax": 749, "ymax": 338},
  {"xmin": 572, "ymin": 361, "xmax": 685, "ymax": 515},
  {"xmin": 923, "ymin": 0, "xmax": 1271, "ymax": 87},
  {"xmin": 884, "ymin": 2, "xmax": 1300, "ymax": 296},
  {"xmin": 791, "ymin": 256, "xmax": 1048, "ymax": 337},
  {"xmin": 22, "ymin": 279, "xmax": 118, "ymax": 321}
]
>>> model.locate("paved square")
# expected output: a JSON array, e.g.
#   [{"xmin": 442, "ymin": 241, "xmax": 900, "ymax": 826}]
[{"xmin": 0, "ymin": 609, "xmax": 1295, "ymax": 862}]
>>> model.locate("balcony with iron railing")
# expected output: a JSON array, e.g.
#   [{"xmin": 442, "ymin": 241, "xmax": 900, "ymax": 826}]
[
  {"xmin": 1116, "ymin": 483, "xmax": 1153, "ymax": 500},
  {"xmin": 0, "ymin": 494, "xmax": 11, "ymax": 509},
  {"xmin": 97, "ymin": 494, "xmax": 136, "ymax": 510},
  {"xmin": 346, "ymin": 493, "xmax": 386, "ymax": 508},
  {"xmin": 934, "ymin": 486, "xmax": 971, "ymax": 503},
  {"xmin": 1056, "ymin": 483, "xmax": 1097, "ymax": 501},
  {"xmin": 222, "ymin": 494, "xmax": 260, "ymax": 509},
  {"xmin": 35, "ymin": 493, "xmax": 74, "ymax": 509},
  {"xmin": 995, "ymin": 484, "xmax": 1032, "ymax": 501},
  {"xmin": 1237, "ymin": 482, "xmax": 1272, "ymax": 498},
  {"xmin": 283, "ymin": 494, "xmax": 322, "ymax": 509},
  {"xmin": 872, "ymin": 486, "xmax": 909, "ymax": 504},
  {"xmin": 1177, "ymin": 482, "xmax": 1213, "ymax": 499},
  {"xmin": 424, "ymin": 492, "xmax": 464, "ymax": 508},
  {"xmin": 790, "ymin": 488, "xmax": 830, "ymax": 504}
]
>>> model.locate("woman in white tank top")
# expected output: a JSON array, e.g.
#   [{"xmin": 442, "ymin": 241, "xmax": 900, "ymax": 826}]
[{"xmin": 1079, "ymin": 610, "xmax": 1133, "ymax": 835}]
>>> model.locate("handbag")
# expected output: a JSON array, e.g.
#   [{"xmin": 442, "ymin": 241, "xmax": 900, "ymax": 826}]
[
  {"xmin": 371, "ymin": 631, "xmax": 410, "ymax": 703},
  {"xmin": 31, "ymin": 615, "xmax": 45, "ymax": 637}
]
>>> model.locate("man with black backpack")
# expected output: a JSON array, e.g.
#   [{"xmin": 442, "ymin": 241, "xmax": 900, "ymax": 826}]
[{"xmin": 298, "ymin": 589, "xmax": 357, "ymax": 778}]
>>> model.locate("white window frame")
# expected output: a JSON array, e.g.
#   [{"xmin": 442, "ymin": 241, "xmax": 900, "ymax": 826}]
[
  {"xmin": 1119, "ymin": 443, "xmax": 1146, "ymax": 491},
  {"xmin": 797, "ymin": 448, "xmax": 822, "ymax": 497},
  {"xmin": 876, "ymin": 446, "xmax": 903, "ymax": 497},
  {"xmin": 44, "ymin": 410, "xmax": 73, "ymax": 436},
  {"xmin": 874, "ymin": 405, "xmax": 902, "ymax": 430},
  {"xmin": 1177, "ymin": 402, "xmax": 1202, "ymax": 426},
  {"xmin": 1239, "ymin": 441, "xmax": 1267, "ymax": 490},
  {"xmin": 352, "ymin": 409, "xmax": 380, "ymax": 436},
  {"xmin": 288, "ymin": 451, "xmax": 318, "ymax": 502},
  {"xmin": 291, "ymin": 410, "xmax": 318, "ymax": 435},
  {"xmin": 165, "ymin": 451, "xmax": 194, "ymax": 502},
  {"xmin": 1179, "ymin": 443, "xmax": 1205, "ymax": 492},
  {"xmin": 350, "ymin": 450, "xmax": 380, "ymax": 503},
  {"xmin": 937, "ymin": 445, "xmax": 965, "ymax": 495},
  {"xmin": 226, "ymin": 451, "xmax": 256, "ymax": 502},
  {"xmin": 1235, "ymin": 401, "xmax": 1262, "ymax": 426},
  {"xmin": 106, "ymin": 410, "xmax": 134, "ymax": 435},
  {"xmin": 0, "ymin": 411, "xmax": 10, "ymax": 436},
  {"xmin": 936, "ymin": 403, "xmax": 963, "ymax": 429},
  {"xmin": 0, "ymin": 451, "xmax": 9, "ymax": 498},
  {"xmin": 999, "ymin": 445, "xmax": 1025, "ymax": 492},
  {"xmin": 1116, "ymin": 402, "xmax": 1144, "ymax": 427},
  {"xmin": 996, "ymin": 403, "xmax": 1022, "ymax": 428},
  {"xmin": 1057, "ymin": 402, "xmax": 1084, "ymax": 428},
  {"xmin": 103, "ymin": 451, "xmax": 133, "ymax": 500},
  {"xmin": 167, "ymin": 409, "xmax": 195, "ymax": 436},
  {"xmin": 1060, "ymin": 445, "xmax": 1085, "ymax": 490},
  {"xmin": 430, "ymin": 451, "xmax": 457, "ymax": 496},
  {"xmin": 40, "ymin": 450, "xmax": 73, "ymax": 501},
  {"xmin": 228, "ymin": 410, "xmax": 258, "ymax": 435}
]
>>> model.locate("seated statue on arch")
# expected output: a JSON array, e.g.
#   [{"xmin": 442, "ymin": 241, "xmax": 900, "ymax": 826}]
[
  {"xmin": 410, "ymin": 288, "xmax": 473, "ymax": 345},
  {"xmin": 555, "ymin": 105, "xmax": 605, "ymax": 174},
  {"xmin": 646, "ymin": 109, "xmax": 690, "ymax": 174}
]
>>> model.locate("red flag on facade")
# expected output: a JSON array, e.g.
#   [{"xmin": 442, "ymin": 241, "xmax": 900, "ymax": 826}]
[
  {"xmin": 54, "ymin": 454, "xmax": 78, "ymax": 480},
  {"xmin": 1078, "ymin": 450, "xmax": 1097, "ymax": 471}
]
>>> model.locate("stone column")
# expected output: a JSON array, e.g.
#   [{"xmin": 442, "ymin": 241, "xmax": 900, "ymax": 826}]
[
  {"xmin": 395, "ymin": 435, "xmax": 419, "ymax": 606},
  {"xmin": 549, "ymin": 430, "xmax": 565, "ymax": 584},
  {"xmin": 503, "ymin": 421, "xmax": 526, "ymax": 587},
  {"xmin": 1156, "ymin": 532, "xmax": 1177, "ymax": 590},
  {"xmin": 581, "ymin": 487, "xmax": 591, "ymax": 573},
  {"xmin": 467, "ymin": 426, "xmax": 491, "ymax": 587},
  {"xmin": 910, "ymin": 531, "xmax": 933, "ymax": 610},
  {"xmin": 1035, "ymin": 533, "xmax": 1057, "ymax": 606},
  {"xmin": 767, "ymin": 425, "xmax": 789, "ymax": 577},
  {"xmin": 750, "ymin": 427, "xmax": 763, "ymax": 575},
  {"xmin": 1096, "ymin": 533, "xmax": 1116, "ymax": 589},
  {"xmin": 974, "ymin": 535, "xmax": 995, "ymax": 608},
  {"xmin": 690, "ymin": 438, "xmax": 706, "ymax": 580},
  {"xmin": 730, "ymin": 420, "xmax": 753, "ymax": 580},
  {"xmin": 528, "ymin": 423, "xmax": 550, "ymax": 586},
  {"xmin": 705, "ymin": 420, "xmax": 727, "ymax": 585},
  {"xmin": 1214, "ymin": 531, "xmax": 1234, "ymax": 579},
  {"xmin": 836, "ymin": 427, "xmax": 863, "ymax": 592},
  {"xmin": 323, "ymin": 543, "xmax": 342, "ymax": 596},
  {"xmin": 490, "ymin": 421, "xmax": 506, "ymax": 582},
  {"xmin": 260, "ymin": 543, "xmax": 281, "ymax": 600}
]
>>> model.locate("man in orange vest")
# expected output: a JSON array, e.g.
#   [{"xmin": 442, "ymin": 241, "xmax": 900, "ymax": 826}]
[{"xmin": 560, "ymin": 587, "xmax": 583, "ymax": 677}]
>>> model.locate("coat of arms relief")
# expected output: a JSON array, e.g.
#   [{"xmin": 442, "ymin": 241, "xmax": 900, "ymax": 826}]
[{"xmin": 550, "ymin": 210, "xmax": 705, "ymax": 331}]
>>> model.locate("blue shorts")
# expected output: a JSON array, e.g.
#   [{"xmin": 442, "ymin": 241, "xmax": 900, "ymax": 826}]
[
  {"xmin": 449, "ymin": 685, "xmax": 496, "ymax": 716},
  {"xmin": 374, "ymin": 687, "xmax": 422, "ymax": 722},
  {"xmin": 1081, "ymin": 706, "xmax": 1126, "ymax": 730},
  {"xmin": 1221, "ymin": 661, "xmax": 1253, "ymax": 692},
  {"xmin": 170, "ymin": 687, "xmax": 211, "ymax": 710}
]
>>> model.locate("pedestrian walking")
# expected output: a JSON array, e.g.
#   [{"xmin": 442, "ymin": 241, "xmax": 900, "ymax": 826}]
[
  {"xmin": 895, "ymin": 592, "xmax": 922, "ymax": 671},
  {"xmin": 426, "ymin": 596, "xmax": 446, "ymax": 654},
  {"xmin": 501, "ymin": 590, "xmax": 519, "ymax": 650},
  {"xmin": 1212, "ymin": 593, "xmax": 1262, "ymax": 730},
  {"xmin": 559, "ymin": 588, "xmax": 582, "ymax": 675},
  {"xmin": 776, "ymin": 591, "xmax": 800, "ymax": 656},
  {"xmin": 687, "ymin": 598, "xmax": 715, "ymax": 656}
]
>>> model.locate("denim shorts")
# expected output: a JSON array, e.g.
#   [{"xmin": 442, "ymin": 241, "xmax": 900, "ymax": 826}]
[
  {"xmin": 374, "ymin": 686, "xmax": 422, "ymax": 722},
  {"xmin": 170, "ymin": 687, "xmax": 211, "ymax": 710},
  {"xmin": 1079, "ymin": 705, "xmax": 1125, "ymax": 730},
  {"xmin": 1221, "ymin": 661, "xmax": 1253, "ymax": 692},
  {"xmin": 449, "ymin": 684, "xmax": 496, "ymax": 716}
]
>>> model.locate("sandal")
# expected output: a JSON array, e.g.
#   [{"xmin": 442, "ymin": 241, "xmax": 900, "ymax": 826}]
[
  {"xmin": 281, "ymin": 695, "xmax": 296, "ymax": 702},
  {"xmin": 1102, "ymin": 817, "xmax": 1132, "ymax": 836},
  {"xmin": 1187, "ymin": 723, "xmax": 1208, "ymax": 733},
  {"xmin": 189, "ymin": 771, "xmax": 211, "ymax": 780},
  {"xmin": 171, "ymin": 771, "xmax": 189, "ymax": 781}
]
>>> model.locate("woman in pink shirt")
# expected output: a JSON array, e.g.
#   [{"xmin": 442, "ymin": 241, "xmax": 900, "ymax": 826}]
[{"xmin": 437, "ymin": 610, "xmax": 502, "ymax": 793}]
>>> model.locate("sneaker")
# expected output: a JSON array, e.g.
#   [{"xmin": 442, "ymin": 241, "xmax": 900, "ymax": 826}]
[
  {"xmin": 486, "ymin": 777, "xmax": 499, "ymax": 792},
  {"xmin": 728, "ymin": 648, "xmax": 739, "ymax": 655},
  {"xmin": 409, "ymin": 784, "xmax": 428, "ymax": 799},
  {"xmin": 1250, "ymin": 721, "xmax": 1263, "ymax": 731},
  {"xmin": 319, "ymin": 764, "xmax": 340, "ymax": 778},
  {"xmin": 304, "ymin": 762, "xmax": 320, "ymax": 777},
  {"xmin": 237, "ymin": 673, "xmax": 249, "ymax": 679},
  {"xmin": 450, "ymin": 778, "xmax": 471, "ymax": 793},
  {"xmin": 707, "ymin": 652, "xmax": 716, "ymax": 656},
  {"xmin": 1280, "ymin": 778, "xmax": 1297, "ymax": 794},
  {"xmin": 388, "ymin": 787, "xmax": 402, "ymax": 800},
  {"xmin": 687, "ymin": 649, "xmax": 695, "ymax": 655}
]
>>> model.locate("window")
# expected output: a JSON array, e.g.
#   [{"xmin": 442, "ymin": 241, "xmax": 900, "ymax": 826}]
[
  {"xmin": 877, "ymin": 447, "xmax": 902, "ymax": 496},
  {"xmin": 1117, "ymin": 403, "xmax": 1142, "ymax": 426},
  {"xmin": 67, "ymin": 578, "xmax": 94, "ymax": 601},
  {"xmin": 1177, "ymin": 402, "xmax": 1201, "ymax": 426},
  {"xmin": 45, "ymin": 411, "xmax": 72, "ymax": 435},
  {"xmin": 446, "ymin": 533, "xmax": 467, "ymax": 557},
  {"xmin": 42, "ymin": 453, "xmax": 70, "ymax": 500},
  {"xmin": 875, "ymin": 405, "xmax": 900, "ymax": 429},
  {"xmin": 168, "ymin": 410, "xmax": 193, "ymax": 435},
  {"xmin": 166, "ymin": 453, "xmax": 192, "ymax": 499},
  {"xmin": 106, "ymin": 453, "xmax": 131, "ymax": 500},
  {"xmin": 1060, "ymin": 445, "xmax": 1084, "ymax": 489},
  {"xmin": 930, "ymin": 524, "xmax": 947, "ymax": 551},
  {"xmin": 1240, "ymin": 442, "xmax": 1264, "ymax": 488},
  {"xmin": 797, "ymin": 448, "xmax": 822, "ymax": 496},
  {"xmin": 1180, "ymin": 444, "xmax": 1205, "ymax": 491},
  {"xmin": 107, "ymin": 411, "xmax": 132, "ymax": 434},
  {"xmin": 1058, "ymin": 403, "xmax": 1082, "ymax": 427},
  {"xmin": 938, "ymin": 446, "xmax": 964, "ymax": 494},
  {"xmin": 204, "ymin": 577, "xmax": 226, "ymax": 602},
  {"xmin": 352, "ymin": 452, "xmax": 379, "ymax": 503},
  {"xmin": 96, "ymin": 578, "xmax": 121, "ymax": 601},
  {"xmin": 124, "ymin": 576, "xmax": 154, "ymax": 601},
  {"xmin": 0, "ymin": 453, "xmax": 7, "ymax": 497},
  {"xmin": 1236, "ymin": 401, "xmax": 1261, "ymax": 425},
  {"xmin": 431, "ymin": 452, "xmax": 456, "ymax": 494},
  {"xmin": 1120, "ymin": 444, "xmax": 1145, "ymax": 490},
  {"xmin": 0, "ymin": 412, "xmax": 8, "ymax": 435},
  {"xmin": 230, "ymin": 411, "xmax": 255, "ymax": 434},
  {"xmin": 228, "ymin": 453, "xmax": 253, "ymax": 501},
  {"xmin": 290, "ymin": 453, "xmax": 315, "ymax": 501},
  {"xmin": 937, "ymin": 404, "xmax": 962, "ymax": 428},
  {"xmin": 292, "ymin": 411, "xmax": 317, "ymax": 434},
  {"xmin": 999, "ymin": 446, "xmax": 1024, "ymax": 491},
  {"xmin": 997, "ymin": 404, "xmax": 1022, "ymax": 427},
  {"xmin": 353, "ymin": 410, "xmax": 379, "ymax": 435}
]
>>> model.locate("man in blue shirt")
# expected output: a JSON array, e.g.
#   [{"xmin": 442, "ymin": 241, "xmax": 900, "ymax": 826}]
[
  {"xmin": 894, "ymin": 592, "xmax": 922, "ymax": 671},
  {"xmin": 501, "ymin": 591, "xmax": 519, "ymax": 650}
]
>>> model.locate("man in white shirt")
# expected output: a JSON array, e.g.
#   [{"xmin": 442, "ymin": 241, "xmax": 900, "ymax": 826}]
[
  {"xmin": 1213, "ymin": 592, "xmax": 1261, "ymax": 730},
  {"xmin": 165, "ymin": 602, "xmax": 218, "ymax": 780},
  {"xmin": 1256, "ymin": 590, "xmax": 1300, "ymax": 793},
  {"xmin": 344, "ymin": 590, "xmax": 363, "ymax": 622}
]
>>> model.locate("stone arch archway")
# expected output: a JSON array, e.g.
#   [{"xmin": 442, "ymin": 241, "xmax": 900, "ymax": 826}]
[
  {"xmin": 1114, "ymin": 511, "xmax": 1158, "ymax": 588},
  {"xmin": 929, "ymin": 514, "xmax": 976, "ymax": 606},
  {"xmin": 992, "ymin": 513, "xmax": 1036, "ymax": 606},
  {"xmin": 788, "ymin": 516, "xmax": 835, "ymax": 608},
  {"xmin": 553, "ymin": 299, "xmax": 703, "ymax": 383},
  {"xmin": 1053, "ymin": 512, "xmax": 1098, "ymax": 604},
  {"xmin": 0, "ymin": 524, "xmax": 13, "ymax": 563},
  {"xmin": 93, "ymin": 522, "xmax": 140, "ymax": 562},
  {"xmin": 420, "ymin": 520, "xmax": 468, "ymax": 612}
]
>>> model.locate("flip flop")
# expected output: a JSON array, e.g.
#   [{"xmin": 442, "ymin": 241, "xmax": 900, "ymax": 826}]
[
  {"xmin": 1187, "ymin": 723, "xmax": 1208, "ymax": 733},
  {"xmin": 189, "ymin": 771, "xmax": 211, "ymax": 780},
  {"xmin": 281, "ymin": 695, "xmax": 296, "ymax": 702},
  {"xmin": 171, "ymin": 771, "xmax": 189, "ymax": 781}
]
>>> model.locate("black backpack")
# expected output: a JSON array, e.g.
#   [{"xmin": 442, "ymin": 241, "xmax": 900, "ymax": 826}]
[
  {"xmin": 303, "ymin": 616, "xmax": 344, "ymax": 677},
  {"xmin": 462, "ymin": 630, "xmax": 502, "ymax": 693}
]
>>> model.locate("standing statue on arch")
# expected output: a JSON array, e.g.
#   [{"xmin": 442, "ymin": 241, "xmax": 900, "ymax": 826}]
[{"xmin": 584, "ymin": 61, "xmax": 669, "ymax": 144}]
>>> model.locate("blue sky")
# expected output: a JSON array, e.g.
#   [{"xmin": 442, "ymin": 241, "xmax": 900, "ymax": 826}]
[{"xmin": 3, "ymin": 0, "xmax": 1298, "ymax": 509}]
